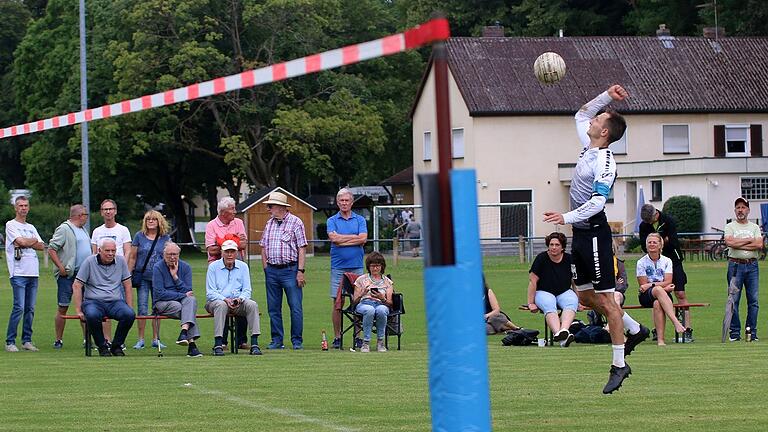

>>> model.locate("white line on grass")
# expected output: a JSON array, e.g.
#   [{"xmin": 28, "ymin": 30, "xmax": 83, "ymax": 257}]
[{"xmin": 187, "ymin": 384, "xmax": 360, "ymax": 432}]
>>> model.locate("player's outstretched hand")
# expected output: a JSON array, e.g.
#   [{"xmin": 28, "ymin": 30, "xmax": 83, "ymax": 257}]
[
  {"xmin": 608, "ymin": 85, "xmax": 628, "ymax": 101},
  {"xmin": 543, "ymin": 212, "xmax": 565, "ymax": 225}
]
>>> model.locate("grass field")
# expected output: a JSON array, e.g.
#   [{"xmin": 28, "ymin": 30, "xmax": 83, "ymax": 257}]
[{"xmin": 0, "ymin": 253, "xmax": 765, "ymax": 431}]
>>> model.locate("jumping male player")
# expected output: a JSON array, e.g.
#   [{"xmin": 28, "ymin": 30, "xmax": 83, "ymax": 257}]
[{"xmin": 544, "ymin": 84, "xmax": 650, "ymax": 394}]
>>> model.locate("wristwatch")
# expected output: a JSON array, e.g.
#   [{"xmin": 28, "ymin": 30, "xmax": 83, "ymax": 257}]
[{"xmin": 298, "ymin": 269, "xmax": 305, "ymax": 273}]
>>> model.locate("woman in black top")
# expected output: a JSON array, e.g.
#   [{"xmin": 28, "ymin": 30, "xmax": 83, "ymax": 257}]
[{"xmin": 527, "ymin": 232, "xmax": 578, "ymax": 347}]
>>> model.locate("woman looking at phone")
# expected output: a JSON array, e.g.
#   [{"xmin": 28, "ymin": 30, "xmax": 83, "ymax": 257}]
[{"xmin": 352, "ymin": 252, "xmax": 393, "ymax": 353}]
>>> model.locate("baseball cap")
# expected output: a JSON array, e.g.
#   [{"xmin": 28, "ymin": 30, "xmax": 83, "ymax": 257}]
[
  {"xmin": 221, "ymin": 239, "xmax": 239, "ymax": 251},
  {"xmin": 735, "ymin": 197, "xmax": 750, "ymax": 207}
]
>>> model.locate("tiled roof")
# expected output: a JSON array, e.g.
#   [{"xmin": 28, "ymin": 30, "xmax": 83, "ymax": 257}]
[
  {"xmin": 379, "ymin": 166, "xmax": 413, "ymax": 186},
  {"xmin": 440, "ymin": 36, "xmax": 768, "ymax": 115}
]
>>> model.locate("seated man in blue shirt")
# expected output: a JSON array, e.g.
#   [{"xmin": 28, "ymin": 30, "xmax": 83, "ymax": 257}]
[
  {"xmin": 73, "ymin": 238, "xmax": 135, "ymax": 357},
  {"xmin": 205, "ymin": 240, "xmax": 262, "ymax": 356},
  {"xmin": 152, "ymin": 242, "xmax": 202, "ymax": 357}
]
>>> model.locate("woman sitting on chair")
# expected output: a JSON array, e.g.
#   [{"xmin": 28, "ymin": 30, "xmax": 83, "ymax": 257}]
[
  {"xmin": 352, "ymin": 252, "xmax": 393, "ymax": 353},
  {"xmin": 636, "ymin": 233, "xmax": 686, "ymax": 346},
  {"xmin": 527, "ymin": 232, "xmax": 578, "ymax": 347}
]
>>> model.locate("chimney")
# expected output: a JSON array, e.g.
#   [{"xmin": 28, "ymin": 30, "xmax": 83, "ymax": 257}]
[
  {"xmin": 656, "ymin": 24, "xmax": 671, "ymax": 37},
  {"xmin": 482, "ymin": 22, "xmax": 504, "ymax": 38},
  {"xmin": 703, "ymin": 27, "xmax": 726, "ymax": 38}
]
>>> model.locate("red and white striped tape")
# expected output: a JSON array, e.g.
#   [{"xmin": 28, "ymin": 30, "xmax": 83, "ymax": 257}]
[{"xmin": 0, "ymin": 18, "xmax": 449, "ymax": 140}]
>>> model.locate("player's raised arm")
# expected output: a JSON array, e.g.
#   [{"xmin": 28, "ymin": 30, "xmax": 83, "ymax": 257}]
[{"xmin": 575, "ymin": 85, "xmax": 628, "ymax": 148}]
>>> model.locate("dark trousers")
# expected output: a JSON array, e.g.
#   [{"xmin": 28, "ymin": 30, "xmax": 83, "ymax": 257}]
[{"xmin": 83, "ymin": 300, "xmax": 136, "ymax": 348}]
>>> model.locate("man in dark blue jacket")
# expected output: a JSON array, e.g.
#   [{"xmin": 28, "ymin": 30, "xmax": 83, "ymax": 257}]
[{"xmin": 152, "ymin": 242, "xmax": 202, "ymax": 357}]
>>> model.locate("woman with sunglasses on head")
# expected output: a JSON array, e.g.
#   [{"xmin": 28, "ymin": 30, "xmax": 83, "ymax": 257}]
[{"xmin": 127, "ymin": 210, "xmax": 170, "ymax": 349}]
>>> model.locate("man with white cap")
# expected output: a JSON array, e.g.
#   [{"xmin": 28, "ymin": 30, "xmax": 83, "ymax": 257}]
[
  {"xmin": 725, "ymin": 197, "xmax": 762, "ymax": 342},
  {"xmin": 259, "ymin": 191, "xmax": 307, "ymax": 350},
  {"xmin": 205, "ymin": 239, "xmax": 262, "ymax": 355}
]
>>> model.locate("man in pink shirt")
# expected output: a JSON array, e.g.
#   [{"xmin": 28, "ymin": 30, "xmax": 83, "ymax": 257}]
[{"xmin": 205, "ymin": 197, "xmax": 247, "ymax": 263}]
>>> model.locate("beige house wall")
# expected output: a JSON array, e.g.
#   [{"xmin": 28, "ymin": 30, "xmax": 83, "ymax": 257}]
[{"xmin": 413, "ymin": 68, "xmax": 768, "ymax": 239}]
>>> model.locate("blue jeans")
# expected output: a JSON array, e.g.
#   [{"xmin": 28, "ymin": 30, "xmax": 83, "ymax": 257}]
[
  {"xmin": 728, "ymin": 260, "xmax": 760, "ymax": 338},
  {"xmin": 82, "ymin": 300, "xmax": 135, "ymax": 348},
  {"xmin": 356, "ymin": 299, "xmax": 389, "ymax": 342},
  {"xmin": 265, "ymin": 264, "xmax": 303, "ymax": 345},
  {"xmin": 6, "ymin": 276, "xmax": 38, "ymax": 345},
  {"xmin": 136, "ymin": 279, "xmax": 153, "ymax": 315}
]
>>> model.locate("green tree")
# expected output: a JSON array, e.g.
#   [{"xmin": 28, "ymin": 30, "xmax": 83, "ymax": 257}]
[{"xmin": 0, "ymin": 0, "xmax": 32, "ymax": 188}]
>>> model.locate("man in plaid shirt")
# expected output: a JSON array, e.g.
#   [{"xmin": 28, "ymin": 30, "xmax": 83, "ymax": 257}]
[{"xmin": 260, "ymin": 192, "xmax": 308, "ymax": 350}]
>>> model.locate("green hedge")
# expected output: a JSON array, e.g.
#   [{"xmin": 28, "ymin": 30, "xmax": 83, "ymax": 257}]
[{"xmin": 662, "ymin": 195, "xmax": 703, "ymax": 235}]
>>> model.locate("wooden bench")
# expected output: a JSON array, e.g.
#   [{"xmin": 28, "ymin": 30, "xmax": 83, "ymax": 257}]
[
  {"xmin": 520, "ymin": 303, "xmax": 710, "ymax": 346},
  {"xmin": 63, "ymin": 313, "xmax": 241, "ymax": 357}
]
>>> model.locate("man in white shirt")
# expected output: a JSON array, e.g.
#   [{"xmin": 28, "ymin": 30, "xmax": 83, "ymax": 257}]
[
  {"xmin": 90, "ymin": 199, "xmax": 132, "ymax": 257},
  {"xmin": 5, "ymin": 196, "xmax": 44, "ymax": 352}
]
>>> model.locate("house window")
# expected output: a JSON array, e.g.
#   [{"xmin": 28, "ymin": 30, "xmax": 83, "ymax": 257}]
[
  {"xmin": 452, "ymin": 128, "xmax": 465, "ymax": 159},
  {"xmin": 423, "ymin": 131, "xmax": 432, "ymax": 161},
  {"xmin": 663, "ymin": 125, "xmax": 689, "ymax": 154},
  {"xmin": 609, "ymin": 131, "xmax": 627, "ymax": 155},
  {"xmin": 726, "ymin": 125, "xmax": 750, "ymax": 157},
  {"xmin": 651, "ymin": 180, "xmax": 662, "ymax": 201},
  {"xmin": 741, "ymin": 177, "xmax": 768, "ymax": 200}
]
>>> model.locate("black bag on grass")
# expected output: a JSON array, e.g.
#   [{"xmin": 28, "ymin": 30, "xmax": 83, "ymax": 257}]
[
  {"xmin": 574, "ymin": 325, "xmax": 611, "ymax": 344},
  {"xmin": 501, "ymin": 328, "xmax": 539, "ymax": 346}
]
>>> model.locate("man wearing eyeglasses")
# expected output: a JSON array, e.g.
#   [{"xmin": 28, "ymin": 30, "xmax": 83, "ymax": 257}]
[
  {"xmin": 48, "ymin": 204, "xmax": 92, "ymax": 349},
  {"xmin": 259, "ymin": 192, "xmax": 307, "ymax": 350},
  {"xmin": 153, "ymin": 242, "xmax": 202, "ymax": 357},
  {"xmin": 90, "ymin": 199, "xmax": 132, "ymax": 257}
]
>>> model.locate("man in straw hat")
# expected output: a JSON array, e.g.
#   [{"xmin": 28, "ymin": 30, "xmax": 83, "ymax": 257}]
[{"xmin": 259, "ymin": 191, "xmax": 308, "ymax": 350}]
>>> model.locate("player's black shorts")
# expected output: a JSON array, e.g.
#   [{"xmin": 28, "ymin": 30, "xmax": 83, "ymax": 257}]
[
  {"xmin": 571, "ymin": 221, "xmax": 615, "ymax": 292},
  {"xmin": 672, "ymin": 261, "xmax": 687, "ymax": 291}
]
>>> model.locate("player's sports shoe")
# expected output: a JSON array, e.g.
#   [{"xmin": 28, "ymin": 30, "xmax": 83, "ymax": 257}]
[
  {"xmin": 624, "ymin": 325, "xmax": 650, "ymax": 357},
  {"xmin": 603, "ymin": 364, "xmax": 632, "ymax": 394}
]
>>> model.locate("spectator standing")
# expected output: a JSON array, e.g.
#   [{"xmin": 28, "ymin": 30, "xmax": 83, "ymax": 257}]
[
  {"xmin": 327, "ymin": 188, "xmax": 367, "ymax": 349},
  {"xmin": 725, "ymin": 197, "xmax": 762, "ymax": 342},
  {"xmin": 127, "ymin": 210, "xmax": 170, "ymax": 349},
  {"xmin": 405, "ymin": 214, "xmax": 422, "ymax": 257},
  {"xmin": 90, "ymin": 199, "xmax": 132, "ymax": 257},
  {"xmin": 5, "ymin": 196, "xmax": 44, "ymax": 352},
  {"xmin": 48, "ymin": 204, "xmax": 91, "ymax": 349},
  {"xmin": 259, "ymin": 192, "xmax": 307, "ymax": 350},
  {"xmin": 205, "ymin": 196, "xmax": 247, "ymax": 263}
]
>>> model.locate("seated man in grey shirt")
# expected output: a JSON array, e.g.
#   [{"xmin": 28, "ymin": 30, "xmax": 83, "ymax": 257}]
[{"xmin": 73, "ymin": 238, "xmax": 135, "ymax": 356}]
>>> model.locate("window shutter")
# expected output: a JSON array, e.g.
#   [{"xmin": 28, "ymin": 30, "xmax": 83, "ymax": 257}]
[
  {"xmin": 714, "ymin": 125, "xmax": 725, "ymax": 157},
  {"xmin": 751, "ymin": 125, "xmax": 763, "ymax": 157}
]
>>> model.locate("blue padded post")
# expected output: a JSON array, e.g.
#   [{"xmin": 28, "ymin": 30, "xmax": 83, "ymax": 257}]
[{"xmin": 424, "ymin": 169, "xmax": 491, "ymax": 431}]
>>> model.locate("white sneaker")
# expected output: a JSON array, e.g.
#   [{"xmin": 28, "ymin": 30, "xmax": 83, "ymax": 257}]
[
  {"xmin": 5, "ymin": 344, "xmax": 19, "ymax": 352},
  {"xmin": 21, "ymin": 342, "xmax": 39, "ymax": 352},
  {"xmin": 360, "ymin": 342, "xmax": 370, "ymax": 353},
  {"xmin": 377, "ymin": 340, "xmax": 387, "ymax": 352}
]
